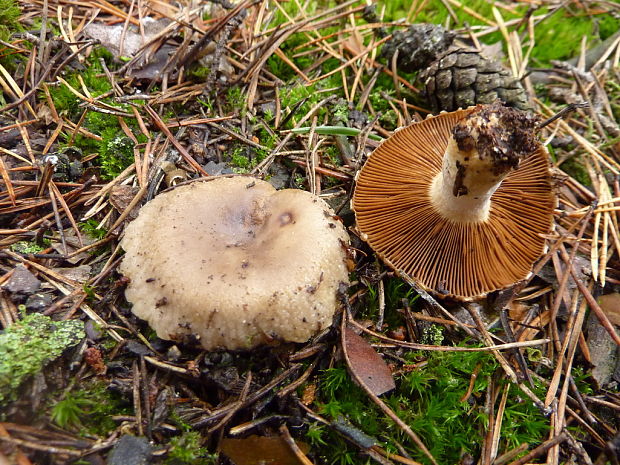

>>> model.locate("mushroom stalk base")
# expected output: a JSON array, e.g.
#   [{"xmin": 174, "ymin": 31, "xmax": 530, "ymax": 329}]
[{"xmin": 430, "ymin": 138, "xmax": 507, "ymax": 223}]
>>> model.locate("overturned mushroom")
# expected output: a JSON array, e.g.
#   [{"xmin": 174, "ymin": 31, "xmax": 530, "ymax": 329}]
[
  {"xmin": 353, "ymin": 102, "xmax": 555, "ymax": 301},
  {"xmin": 120, "ymin": 177, "xmax": 350, "ymax": 350}
]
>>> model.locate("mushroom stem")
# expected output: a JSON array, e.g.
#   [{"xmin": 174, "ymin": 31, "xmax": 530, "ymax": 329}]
[
  {"xmin": 430, "ymin": 139, "xmax": 504, "ymax": 223},
  {"xmin": 429, "ymin": 102, "xmax": 540, "ymax": 223}
]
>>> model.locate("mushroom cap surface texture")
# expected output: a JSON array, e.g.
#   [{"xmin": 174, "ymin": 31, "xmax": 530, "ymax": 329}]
[
  {"xmin": 352, "ymin": 107, "xmax": 555, "ymax": 301},
  {"xmin": 120, "ymin": 177, "xmax": 350, "ymax": 350}
]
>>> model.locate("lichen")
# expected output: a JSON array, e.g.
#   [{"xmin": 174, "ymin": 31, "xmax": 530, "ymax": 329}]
[
  {"xmin": 10, "ymin": 241, "xmax": 47, "ymax": 254},
  {"xmin": 0, "ymin": 313, "xmax": 84, "ymax": 406}
]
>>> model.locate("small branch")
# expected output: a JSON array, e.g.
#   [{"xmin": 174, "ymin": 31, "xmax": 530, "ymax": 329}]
[
  {"xmin": 538, "ymin": 103, "xmax": 589, "ymax": 130},
  {"xmin": 507, "ymin": 432, "xmax": 569, "ymax": 465}
]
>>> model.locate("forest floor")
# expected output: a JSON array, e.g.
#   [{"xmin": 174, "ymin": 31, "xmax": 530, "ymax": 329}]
[{"xmin": 0, "ymin": 1, "xmax": 619, "ymax": 464}]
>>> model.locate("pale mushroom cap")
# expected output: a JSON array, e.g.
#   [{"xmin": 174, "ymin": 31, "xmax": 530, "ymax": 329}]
[
  {"xmin": 120, "ymin": 177, "xmax": 350, "ymax": 350},
  {"xmin": 352, "ymin": 108, "xmax": 555, "ymax": 300}
]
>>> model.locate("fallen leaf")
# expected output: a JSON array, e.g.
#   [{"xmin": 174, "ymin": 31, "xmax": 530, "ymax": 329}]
[
  {"xmin": 110, "ymin": 185, "xmax": 141, "ymax": 220},
  {"xmin": 52, "ymin": 264, "xmax": 92, "ymax": 283},
  {"xmin": 343, "ymin": 327, "xmax": 395, "ymax": 396},
  {"xmin": 220, "ymin": 435, "xmax": 310, "ymax": 465},
  {"xmin": 2, "ymin": 264, "xmax": 41, "ymax": 297},
  {"xmin": 586, "ymin": 313, "xmax": 619, "ymax": 388},
  {"xmin": 82, "ymin": 18, "xmax": 169, "ymax": 58},
  {"xmin": 598, "ymin": 293, "xmax": 620, "ymax": 326},
  {"xmin": 36, "ymin": 103, "xmax": 54, "ymax": 125},
  {"xmin": 51, "ymin": 228, "xmax": 96, "ymax": 264},
  {"xmin": 82, "ymin": 18, "xmax": 175, "ymax": 81}
]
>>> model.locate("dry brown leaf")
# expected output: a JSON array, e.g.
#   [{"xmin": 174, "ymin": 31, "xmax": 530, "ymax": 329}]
[
  {"xmin": 52, "ymin": 264, "xmax": 92, "ymax": 283},
  {"xmin": 110, "ymin": 185, "xmax": 141, "ymax": 220},
  {"xmin": 598, "ymin": 293, "xmax": 620, "ymax": 326},
  {"xmin": 220, "ymin": 435, "xmax": 310, "ymax": 465},
  {"xmin": 586, "ymin": 313, "xmax": 619, "ymax": 388},
  {"xmin": 343, "ymin": 327, "xmax": 395, "ymax": 396}
]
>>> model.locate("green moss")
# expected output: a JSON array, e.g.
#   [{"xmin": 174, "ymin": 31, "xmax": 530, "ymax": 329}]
[
  {"xmin": 50, "ymin": 381, "xmax": 129, "ymax": 435},
  {"xmin": 45, "ymin": 46, "xmax": 143, "ymax": 179},
  {"xmin": 368, "ymin": 87, "xmax": 395, "ymax": 114},
  {"xmin": 384, "ymin": 1, "xmax": 617, "ymax": 67},
  {"xmin": 186, "ymin": 64, "xmax": 211, "ymax": 80},
  {"xmin": 420, "ymin": 324, "xmax": 444, "ymax": 346},
  {"xmin": 404, "ymin": 0, "xmax": 516, "ymax": 44},
  {"xmin": 197, "ymin": 97, "xmax": 215, "ymax": 113},
  {"xmin": 99, "ymin": 132, "xmax": 136, "ymax": 179},
  {"xmin": 79, "ymin": 218, "xmax": 107, "ymax": 241},
  {"xmin": 266, "ymin": 0, "xmax": 344, "ymax": 79},
  {"xmin": 606, "ymin": 81, "xmax": 620, "ymax": 122},
  {"xmin": 230, "ymin": 146, "xmax": 251, "ymax": 171},
  {"xmin": 323, "ymin": 145, "xmax": 340, "ymax": 166},
  {"xmin": 264, "ymin": 3, "xmax": 346, "ymax": 103},
  {"xmin": 57, "ymin": 102, "xmax": 143, "ymax": 180},
  {"xmin": 225, "ymin": 86, "xmax": 246, "ymax": 115},
  {"xmin": 266, "ymin": 54, "xmax": 294, "ymax": 82},
  {"xmin": 228, "ymin": 126, "xmax": 275, "ymax": 173},
  {"xmin": 327, "ymin": 100, "xmax": 348, "ymax": 125},
  {"xmin": 0, "ymin": 0, "xmax": 23, "ymax": 72},
  {"xmin": 598, "ymin": 13, "xmax": 620, "ymax": 40},
  {"xmin": 165, "ymin": 431, "xmax": 218, "ymax": 465},
  {"xmin": 277, "ymin": 77, "xmax": 342, "ymax": 129},
  {"xmin": 311, "ymin": 346, "xmax": 552, "ymax": 465},
  {"xmin": 82, "ymin": 284, "xmax": 96, "ymax": 301},
  {"xmin": 52, "ymin": 60, "xmax": 113, "ymax": 116},
  {"xmin": 0, "ymin": 313, "xmax": 84, "ymax": 406},
  {"xmin": 530, "ymin": 9, "xmax": 614, "ymax": 64},
  {"xmin": 361, "ymin": 277, "xmax": 418, "ymax": 327},
  {"xmin": 561, "ymin": 156, "xmax": 591, "ymax": 186},
  {"xmin": 0, "ymin": 0, "xmax": 21, "ymax": 41}
]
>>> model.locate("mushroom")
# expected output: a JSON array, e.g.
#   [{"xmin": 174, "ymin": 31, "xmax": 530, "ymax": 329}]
[
  {"xmin": 352, "ymin": 102, "xmax": 555, "ymax": 300},
  {"xmin": 120, "ymin": 176, "xmax": 350, "ymax": 350}
]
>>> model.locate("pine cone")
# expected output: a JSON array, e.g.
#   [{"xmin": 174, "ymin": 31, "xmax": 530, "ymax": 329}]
[
  {"xmin": 381, "ymin": 24, "xmax": 530, "ymax": 113},
  {"xmin": 420, "ymin": 49, "xmax": 529, "ymax": 113},
  {"xmin": 380, "ymin": 24, "xmax": 455, "ymax": 72}
]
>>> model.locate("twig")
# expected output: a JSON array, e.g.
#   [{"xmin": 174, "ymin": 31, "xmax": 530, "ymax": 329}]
[
  {"xmin": 397, "ymin": 272, "xmax": 479, "ymax": 338},
  {"xmin": 280, "ymin": 424, "xmax": 315, "ymax": 465},
  {"xmin": 506, "ymin": 432, "xmax": 568, "ymax": 465},
  {"xmin": 132, "ymin": 360, "xmax": 143, "ymax": 436},
  {"xmin": 348, "ymin": 317, "xmax": 549, "ymax": 352},
  {"xmin": 144, "ymin": 105, "xmax": 209, "ymax": 176},
  {"xmin": 467, "ymin": 305, "xmax": 549, "ymax": 413},
  {"xmin": 560, "ymin": 245, "xmax": 620, "ymax": 346},
  {"xmin": 191, "ymin": 365, "xmax": 302, "ymax": 429},
  {"xmin": 0, "ymin": 436, "xmax": 83, "ymax": 457},
  {"xmin": 538, "ymin": 102, "xmax": 590, "ymax": 130}
]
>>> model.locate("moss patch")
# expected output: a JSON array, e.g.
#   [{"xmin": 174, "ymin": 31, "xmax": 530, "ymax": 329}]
[
  {"xmin": 310, "ymin": 347, "xmax": 550, "ymax": 464},
  {"xmin": 165, "ymin": 431, "xmax": 218, "ymax": 465},
  {"xmin": 0, "ymin": 313, "xmax": 84, "ymax": 406},
  {"xmin": 50, "ymin": 381, "xmax": 129, "ymax": 436},
  {"xmin": 0, "ymin": 0, "xmax": 21, "ymax": 41}
]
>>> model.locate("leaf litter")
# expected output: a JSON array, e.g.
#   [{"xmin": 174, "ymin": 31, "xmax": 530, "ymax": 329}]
[{"xmin": 0, "ymin": 0, "xmax": 619, "ymax": 464}]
